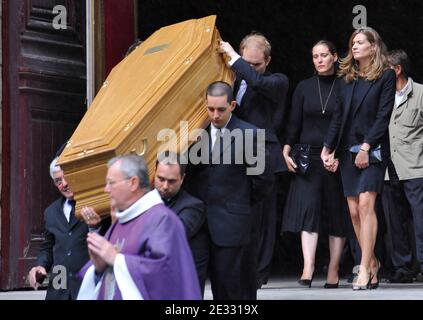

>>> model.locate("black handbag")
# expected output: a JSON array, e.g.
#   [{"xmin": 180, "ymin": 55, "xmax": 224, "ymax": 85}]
[
  {"xmin": 349, "ymin": 144, "xmax": 382, "ymax": 164},
  {"xmin": 289, "ymin": 144, "xmax": 311, "ymax": 175}
]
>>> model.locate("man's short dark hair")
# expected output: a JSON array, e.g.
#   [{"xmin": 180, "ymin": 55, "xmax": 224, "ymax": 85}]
[
  {"xmin": 206, "ymin": 81, "xmax": 234, "ymax": 103},
  {"xmin": 387, "ymin": 49, "xmax": 411, "ymax": 79},
  {"xmin": 156, "ymin": 151, "xmax": 187, "ymax": 177}
]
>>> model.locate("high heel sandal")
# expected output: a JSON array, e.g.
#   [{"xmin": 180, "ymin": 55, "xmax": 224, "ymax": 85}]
[{"xmin": 352, "ymin": 270, "xmax": 373, "ymax": 290}]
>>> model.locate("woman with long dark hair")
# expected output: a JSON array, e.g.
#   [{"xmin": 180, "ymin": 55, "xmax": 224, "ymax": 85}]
[{"xmin": 282, "ymin": 40, "xmax": 348, "ymax": 288}]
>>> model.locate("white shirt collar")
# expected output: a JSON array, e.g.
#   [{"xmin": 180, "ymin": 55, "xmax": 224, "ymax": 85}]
[
  {"xmin": 397, "ymin": 77, "xmax": 411, "ymax": 96},
  {"xmin": 115, "ymin": 189, "xmax": 163, "ymax": 224},
  {"xmin": 210, "ymin": 114, "xmax": 231, "ymax": 134},
  {"xmin": 395, "ymin": 77, "xmax": 412, "ymax": 107},
  {"xmin": 210, "ymin": 115, "xmax": 231, "ymax": 147}
]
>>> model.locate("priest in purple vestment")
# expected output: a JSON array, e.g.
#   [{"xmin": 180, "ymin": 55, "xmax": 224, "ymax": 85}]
[{"xmin": 77, "ymin": 154, "xmax": 201, "ymax": 300}]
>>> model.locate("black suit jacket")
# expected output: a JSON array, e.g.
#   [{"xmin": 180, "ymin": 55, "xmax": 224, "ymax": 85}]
[
  {"xmin": 232, "ymin": 57, "xmax": 289, "ymax": 172},
  {"xmin": 167, "ymin": 190, "xmax": 206, "ymax": 240},
  {"xmin": 37, "ymin": 197, "xmax": 110, "ymax": 300},
  {"xmin": 325, "ymin": 69, "xmax": 396, "ymax": 156},
  {"xmin": 185, "ymin": 115, "xmax": 273, "ymax": 247},
  {"xmin": 166, "ymin": 189, "xmax": 208, "ymax": 291}
]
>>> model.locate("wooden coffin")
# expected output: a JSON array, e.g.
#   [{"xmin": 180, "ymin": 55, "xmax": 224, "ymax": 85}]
[{"xmin": 57, "ymin": 15, "xmax": 233, "ymax": 218}]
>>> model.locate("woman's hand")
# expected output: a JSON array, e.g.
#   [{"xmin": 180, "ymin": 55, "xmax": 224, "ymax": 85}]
[
  {"xmin": 355, "ymin": 143, "xmax": 371, "ymax": 169},
  {"xmin": 328, "ymin": 158, "xmax": 340, "ymax": 172},
  {"xmin": 321, "ymin": 146, "xmax": 335, "ymax": 171},
  {"xmin": 355, "ymin": 150, "xmax": 370, "ymax": 169},
  {"xmin": 282, "ymin": 145, "xmax": 297, "ymax": 173}
]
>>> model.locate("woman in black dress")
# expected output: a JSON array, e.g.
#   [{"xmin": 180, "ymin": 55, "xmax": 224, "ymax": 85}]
[
  {"xmin": 322, "ymin": 27, "xmax": 395, "ymax": 290},
  {"xmin": 282, "ymin": 40, "xmax": 347, "ymax": 288}
]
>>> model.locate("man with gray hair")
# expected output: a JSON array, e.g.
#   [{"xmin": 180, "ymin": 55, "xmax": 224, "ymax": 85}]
[
  {"xmin": 28, "ymin": 157, "xmax": 107, "ymax": 299},
  {"xmin": 77, "ymin": 154, "xmax": 201, "ymax": 300}
]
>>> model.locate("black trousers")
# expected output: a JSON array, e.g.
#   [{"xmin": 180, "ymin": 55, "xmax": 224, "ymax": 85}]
[
  {"xmin": 189, "ymin": 225, "xmax": 210, "ymax": 296},
  {"xmin": 242, "ymin": 174, "xmax": 278, "ymax": 300},
  {"xmin": 209, "ymin": 242, "xmax": 245, "ymax": 300},
  {"xmin": 256, "ymin": 189, "xmax": 278, "ymax": 284},
  {"xmin": 241, "ymin": 201, "xmax": 261, "ymax": 300},
  {"xmin": 382, "ymin": 164, "xmax": 423, "ymax": 273}
]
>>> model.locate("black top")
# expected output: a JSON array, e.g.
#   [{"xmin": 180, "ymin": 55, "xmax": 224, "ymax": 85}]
[
  {"xmin": 342, "ymin": 77, "xmax": 370, "ymax": 147},
  {"xmin": 285, "ymin": 74, "xmax": 341, "ymax": 147}
]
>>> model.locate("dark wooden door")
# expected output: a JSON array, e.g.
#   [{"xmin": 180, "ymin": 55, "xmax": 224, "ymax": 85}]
[{"xmin": 1, "ymin": 0, "xmax": 86, "ymax": 289}]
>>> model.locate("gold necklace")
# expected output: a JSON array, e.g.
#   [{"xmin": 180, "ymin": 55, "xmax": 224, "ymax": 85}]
[{"xmin": 317, "ymin": 76, "xmax": 336, "ymax": 114}]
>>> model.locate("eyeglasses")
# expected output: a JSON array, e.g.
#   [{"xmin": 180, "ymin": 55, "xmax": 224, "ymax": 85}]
[
  {"xmin": 105, "ymin": 177, "xmax": 131, "ymax": 187},
  {"xmin": 54, "ymin": 177, "xmax": 65, "ymax": 186}
]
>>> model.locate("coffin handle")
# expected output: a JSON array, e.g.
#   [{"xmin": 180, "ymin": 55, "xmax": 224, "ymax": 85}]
[{"xmin": 131, "ymin": 138, "xmax": 148, "ymax": 156}]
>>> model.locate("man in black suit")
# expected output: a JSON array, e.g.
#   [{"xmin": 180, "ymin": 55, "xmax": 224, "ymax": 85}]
[
  {"xmin": 154, "ymin": 152, "xmax": 208, "ymax": 294},
  {"xmin": 185, "ymin": 81, "xmax": 271, "ymax": 300},
  {"xmin": 28, "ymin": 157, "xmax": 109, "ymax": 299},
  {"xmin": 220, "ymin": 33, "xmax": 289, "ymax": 293}
]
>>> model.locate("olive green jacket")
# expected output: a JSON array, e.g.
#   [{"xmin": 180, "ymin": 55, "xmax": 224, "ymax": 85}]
[{"xmin": 387, "ymin": 78, "xmax": 423, "ymax": 180}]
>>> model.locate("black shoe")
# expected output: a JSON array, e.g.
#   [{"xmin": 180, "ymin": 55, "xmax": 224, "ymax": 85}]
[
  {"xmin": 389, "ymin": 270, "xmax": 413, "ymax": 283},
  {"xmin": 257, "ymin": 277, "xmax": 268, "ymax": 289},
  {"xmin": 324, "ymin": 282, "xmax": 339, "ymax": 289},
  {"xmin": 415, "ymin": 273, "xmax": 423, "ymax": 282},
  {"xmin": 369, "ymin": 277, "xmax": 379, "ymax": 290},
  {"xmin": 370, "ymin": 259, "xmax": 381, "ymax": 289},
  {"xmin": 298, "ymin": 278, "xmax": 313, "ymax": 288}
]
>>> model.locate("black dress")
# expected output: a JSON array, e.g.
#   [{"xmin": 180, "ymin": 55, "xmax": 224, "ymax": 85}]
[
  {"xmin": 282, "ymin": 74, "xmax": 348, "ymax": 236},
  {"xmin": 338, "ymin": 77, "xmax": 388, "ymax": 196}
]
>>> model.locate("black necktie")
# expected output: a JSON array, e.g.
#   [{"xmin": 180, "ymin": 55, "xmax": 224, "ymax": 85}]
[
  {"xmin": 68, "ymin": 200, "xmax": 76, "ymax": 224},
  {"xmin": 212, "ymin": 129, "xmax": 222, "ymax": 155}
]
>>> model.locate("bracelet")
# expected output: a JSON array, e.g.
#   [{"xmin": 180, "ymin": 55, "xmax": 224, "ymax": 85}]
[{"xmin": 360, "ymin": 148, "xmax": 369, "ymax": 152}]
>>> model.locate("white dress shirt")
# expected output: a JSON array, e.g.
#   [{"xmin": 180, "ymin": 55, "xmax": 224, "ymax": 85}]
[
  {"xmin": 395, "ymin": 77, "xmax": 411, "ymax": 107},
  {"xmin": 210, "ymin": 116, "xmax": 231, "ymax": 148},
  {"xmin": 63, "ymin": 199, "xmax": 73, "ymax": 223}
]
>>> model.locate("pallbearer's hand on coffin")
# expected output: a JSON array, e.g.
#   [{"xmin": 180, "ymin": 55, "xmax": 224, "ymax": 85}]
[
  {"xmin": 219, "ymin": 40, "xmax": 240, "ymax": 64},
  {"xmin": 81, "ymin": 206, "xmax": 102, "ymax": 227}
]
